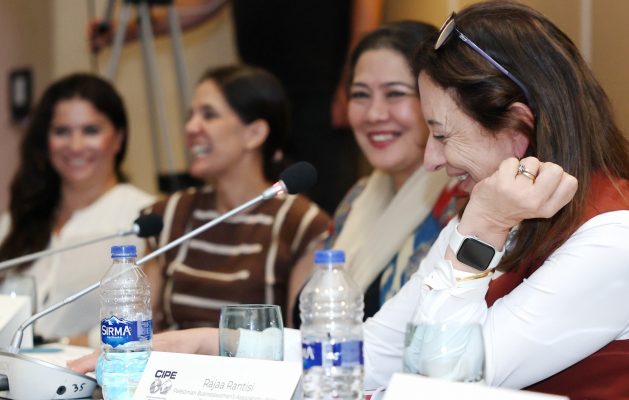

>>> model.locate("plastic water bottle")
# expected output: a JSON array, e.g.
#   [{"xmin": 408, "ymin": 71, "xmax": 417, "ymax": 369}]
[
  {"xmin": 300, "ymin": 249, "xmax": 364, "ymax": 399},
  {"xmin": 99, "ymin": 245, "xmax": 152, "ymax": 400}
]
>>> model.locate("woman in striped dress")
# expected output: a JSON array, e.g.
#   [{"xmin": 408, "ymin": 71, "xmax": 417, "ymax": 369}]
[{"xmin": 145, "ymin": 65, "xmax": 330, "ymax": 330}]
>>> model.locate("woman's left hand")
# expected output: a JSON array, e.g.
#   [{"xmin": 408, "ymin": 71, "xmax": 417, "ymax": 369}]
[
  {"xmin": 460, "ymin": 157, "xmax": 578, "ymax": 246},
  {"xmin": 67, "ymin": 327, "xmax": 218, "ymax": 374}
]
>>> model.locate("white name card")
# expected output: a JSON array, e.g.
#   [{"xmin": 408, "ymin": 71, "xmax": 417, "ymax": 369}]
[
  {"xmin": 384, "ymin": 373, "xmax": 568, "ymax": 400},
  {"xmin": 133, "ymin": 351, "xmax": 302, "ymax": 400}
]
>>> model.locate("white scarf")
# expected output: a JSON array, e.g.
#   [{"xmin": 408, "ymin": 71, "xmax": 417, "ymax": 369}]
[{"xmin": 333, "ymin": 167, "xmax": 449, "ymax": 292}]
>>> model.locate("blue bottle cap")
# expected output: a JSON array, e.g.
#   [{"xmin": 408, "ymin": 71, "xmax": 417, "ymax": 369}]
[
  {"xmin": 314, "ymin": 249, "xmax": 345, "ymax": 264},
  {"xmin": 111, "ymin": 245, "xmax": 137, "ymax": 258}
]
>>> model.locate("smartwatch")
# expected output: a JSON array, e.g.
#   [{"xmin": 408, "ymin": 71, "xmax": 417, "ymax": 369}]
[{"xmin": 448, "ymin": 224, "xmax": 505, "ymax": 271}]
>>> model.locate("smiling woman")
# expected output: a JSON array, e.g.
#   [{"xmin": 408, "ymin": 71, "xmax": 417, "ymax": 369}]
[
  {"xmin": 310, "ymin": 21, "xmax": 464, "ymax": 322},
  {"xmin": 143, "ymin": 65, "xmax": 330, "ymax": 330},
  {"xmin": 47, "ymin": 98, "xmax": 124, "ymax": 230},
  {"xmin": 363, "ymin": 2, "xmax": 629, "ymax": 398},
  {"xmin": 48, "ymin": 98, "xmax": 121, "ymax": 194},
  {"xmin": 0, "ymin": 73, "xmax": 155, "ymax": 345}
]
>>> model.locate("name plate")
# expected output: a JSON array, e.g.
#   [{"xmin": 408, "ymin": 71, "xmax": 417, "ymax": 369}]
[
  {"xmin": 384, "ymin": 373, "xmax": 568, "ymax": 400},
  {"xmin": 133, "ymin": 351, "xmax": 301, "ymax": 400}
]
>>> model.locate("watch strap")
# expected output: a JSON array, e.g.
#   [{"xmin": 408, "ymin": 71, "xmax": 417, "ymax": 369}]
[{"xmin": 448, "ymin": 223, "xmax": 505, "ymax": 270}]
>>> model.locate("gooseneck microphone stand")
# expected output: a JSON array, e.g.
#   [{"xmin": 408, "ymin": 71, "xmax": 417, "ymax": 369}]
[
  {"xmin": 0, "ymin": 161, "xmax": 315, "ymax": 399},
  {"xmin": 6, "ymin": 181, "xmax": 287, "ymax": 353}
]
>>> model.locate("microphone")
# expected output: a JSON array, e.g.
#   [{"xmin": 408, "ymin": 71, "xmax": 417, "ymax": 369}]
[
  {"xmin": 0, "ymin": 213, "xmax": 163, "ymax": 271},
  {"xmin": 0, "ymin": 162, "xmax": 317, "ymax": 400},
  {"xmin": 279, "ymin": 161, "xmax": 317, "ymax": 195}
]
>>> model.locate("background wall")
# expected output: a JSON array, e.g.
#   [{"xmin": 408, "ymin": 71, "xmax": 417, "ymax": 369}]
[
  {"xmin": 0, "ymin": 1, "xmax": 52, "ymax": 212},
  {"xmin": 0, "ymin": 0, "xmax": 627, "ymax": 212},
  {"xmin": 51, "ymin": 0, "xmax": 238, "ymax": 196}
]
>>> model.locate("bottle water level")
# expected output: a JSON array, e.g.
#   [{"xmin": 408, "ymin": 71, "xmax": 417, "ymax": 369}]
[
  {"xmin": 100, "ymin": 349, "xmax": 150, "ymax": 400},
  {"xmin": 302, "ymin": 338, "xmax": 363, "ymax": 399},
  {"xmin": 303, "ymin": 365, "xmax": 363, "ymax": 399}
]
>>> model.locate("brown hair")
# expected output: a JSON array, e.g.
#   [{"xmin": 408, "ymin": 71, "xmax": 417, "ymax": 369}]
[
  {"xmin": 420, "ymin": 1, "xmax": 629, "ymax": 271},
  {"xmin": 347, "ymin": 20, "xmax": 438, "ymax": 92},
  {"xmin": 0, "ymin": 73, "xmax": 129, "ymax": 267},
  {"xmin": 198, "ymin": 65, "xmax": 289, "ymax": 182}
]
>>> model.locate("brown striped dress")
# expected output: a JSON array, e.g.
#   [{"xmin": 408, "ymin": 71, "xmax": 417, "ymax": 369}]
[{"xmin": 147, "ymin": 186, "xmax": 330, "ymax": 329}]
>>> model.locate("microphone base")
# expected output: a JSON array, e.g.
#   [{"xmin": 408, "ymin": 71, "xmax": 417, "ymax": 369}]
[{"xmin": 0, "ymin": 351, "xmax": 97, "ymax": 399}]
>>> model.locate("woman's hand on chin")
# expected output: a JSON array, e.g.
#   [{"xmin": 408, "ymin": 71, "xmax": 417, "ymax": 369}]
[{"xmin": 460, "ymin": 157, "xmax": 578, "ymax": 244}]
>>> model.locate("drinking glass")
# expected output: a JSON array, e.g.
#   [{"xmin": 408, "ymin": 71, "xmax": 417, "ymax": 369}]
[
  {"xmin": 403, "ymin": 322, "xmax": 485, "ymax": 383},
  {"xmin": 219, "ymin": 304, "xmax": 284, "ymax": 361},
  {"xmin": 0, "ymin": 272, "xmax": 37, "ymax": 315}
]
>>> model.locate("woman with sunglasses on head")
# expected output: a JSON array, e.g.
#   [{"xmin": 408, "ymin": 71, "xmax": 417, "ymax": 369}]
[
  {"xmin": 363, "ymin": 2, "xmax": 629, "ymax": 398},
  {"xmin": 0, "ymin": 73, "xmax": 155, "ymax": 346}
]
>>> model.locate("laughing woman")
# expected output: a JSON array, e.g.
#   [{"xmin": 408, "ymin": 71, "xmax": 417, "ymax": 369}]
[
  {"xmin": 145, "ymin": 65, "xmax": 330, "ymax": 330},
  {"xmin": 364, "ymin": 2, "xmax": 629, "ymax": 398}
]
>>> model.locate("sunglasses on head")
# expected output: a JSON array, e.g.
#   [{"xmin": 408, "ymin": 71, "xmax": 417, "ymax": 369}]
[{"xmin": 435, "ymin": 12, "xmax": 532, "ymax": 105}]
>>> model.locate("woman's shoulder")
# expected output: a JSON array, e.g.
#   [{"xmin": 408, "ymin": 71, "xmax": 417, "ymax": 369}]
[
  {"xmin": 80, "ymin": 183, "xmax": 155, "ymax": 219},
  {"xmin": 112, "ymin": 183, "xmax": 156, "ymax": 206},
  {"xmin": 277, "ymin": 194, "xmax": 330, "ymax": 223},
  {"xmin": 575, "ymin": 210, "xmax": 629, "ymax": 236},
  {"xmin": 146, "ymin": 185, "xmax": 212, "ymax": 216}
]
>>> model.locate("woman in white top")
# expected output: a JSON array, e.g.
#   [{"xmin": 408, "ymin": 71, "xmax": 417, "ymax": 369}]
[
  {"xmin": 0, "ymin": 73, "xmax": 154, "ymax": 345},
  {"xmin": 364, "ymin": 2, "xmax": 629, "ymax": 398}
]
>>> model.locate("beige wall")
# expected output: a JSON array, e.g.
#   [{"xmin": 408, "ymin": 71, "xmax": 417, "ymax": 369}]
[
  {"xmin": 0, "ymin": 1, "xmax": 52, "ymax": 212},
  {"xmin": 0, "ymin": 0, "xmax": 237, "ymax": 211},
  {"xmin": 592, "ymin": 0, "xmax": 629, "ymax": 126},
  {"xmin": 51, "ymin": 0, "xmax": 238, "ymax": 195}
]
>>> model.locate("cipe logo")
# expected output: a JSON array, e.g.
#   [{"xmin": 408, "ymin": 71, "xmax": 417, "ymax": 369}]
[{"xmin": 150, "ymin": 370, "xmax": 177, "ymax": 395}]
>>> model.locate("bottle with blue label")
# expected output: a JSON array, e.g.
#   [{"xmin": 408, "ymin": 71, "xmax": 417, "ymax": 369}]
[
  {"xmin": 98, "ymin": 245, "xmax": 152, "ymax": 400},
  {"xmin": 300, "ymin": 249, "xmax": 364, "ymax": 399}
]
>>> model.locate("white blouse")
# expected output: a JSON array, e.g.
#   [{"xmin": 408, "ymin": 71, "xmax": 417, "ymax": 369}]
[
  {"xmin": 0, "ymin": 184, "xmax": 155, "ymax": 341},
  {"xmin": 363, "ymin": 210, "xmax": 629, "ymax": 390}
]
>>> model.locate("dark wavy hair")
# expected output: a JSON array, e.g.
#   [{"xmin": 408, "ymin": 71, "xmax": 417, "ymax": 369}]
[
  {"xmin": 419, "ymin": 1, "xmax": 629, "ymax": 272},
  {"xmin": 0, "ymin": 73, "xmax": 129, "ymax": 266},
  {"xmin": 348, "ymin": 20, "xmax": 438, "ymax": 92},
  {"xmin": 198, "ymin": 65, "xmax": 289, "ymax": 181}
]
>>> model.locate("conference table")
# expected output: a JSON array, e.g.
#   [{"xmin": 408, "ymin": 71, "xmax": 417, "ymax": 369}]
[{"xmin": 6, "ymin": 341, "xmax": 567, "ymax": 400}]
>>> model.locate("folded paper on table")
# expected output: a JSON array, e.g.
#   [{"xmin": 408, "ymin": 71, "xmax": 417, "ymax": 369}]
[
  {"xmin": 384, "ymin": 373, "xmax": 569, "ymax": 400},
  {"xmin": 133, "ymin": 351, "xmax": 302, "ymax": 400},
  {"xmin": 283, "ymin": 328, "xmax": 302, "ymax": 362}
]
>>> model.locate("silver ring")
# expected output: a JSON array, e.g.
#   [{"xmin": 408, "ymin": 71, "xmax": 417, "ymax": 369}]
[{"xmin": 517, "ymin": 163, "xmax": 537, "ymax": 183}]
